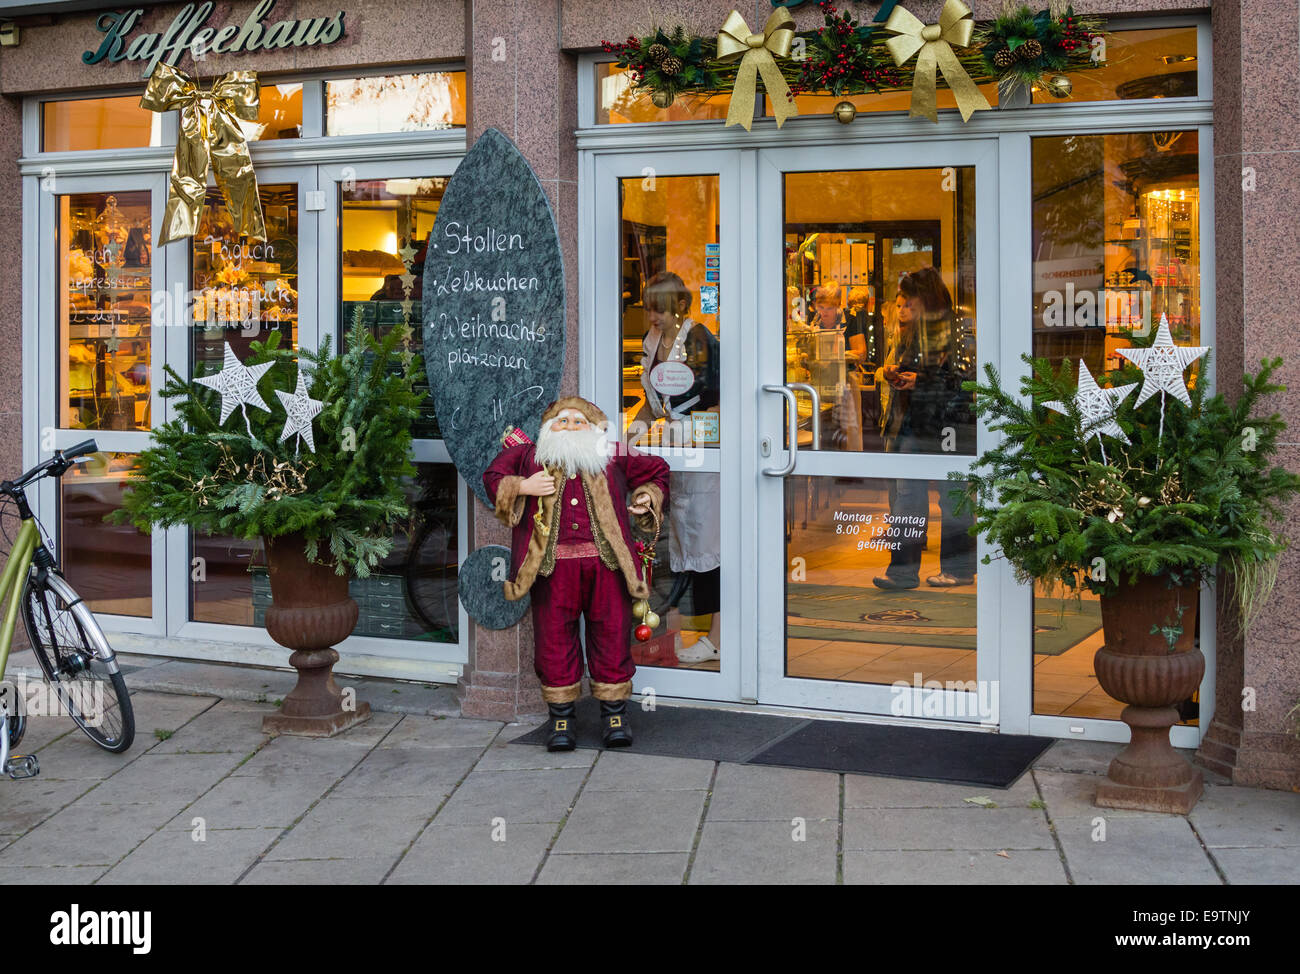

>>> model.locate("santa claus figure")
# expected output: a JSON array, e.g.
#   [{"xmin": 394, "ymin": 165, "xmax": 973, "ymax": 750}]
[{"xmin": 484, "ymin": 397, "xmax": 669, "ymax": 751}]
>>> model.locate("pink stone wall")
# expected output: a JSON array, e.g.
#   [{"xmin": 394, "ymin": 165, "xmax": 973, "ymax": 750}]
[{"xmin": 1196, "ymin": 0, "xmax": 1300, "ymax": 789}]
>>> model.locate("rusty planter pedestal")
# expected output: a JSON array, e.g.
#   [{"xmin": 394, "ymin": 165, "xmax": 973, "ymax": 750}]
[
  {"xmin": 1093, "ymin": 576, "xmax": 1204, "ymax": 814},
  {"xmin": 261, "ymin": 533, "xmax": 370, "ymax": 737}
]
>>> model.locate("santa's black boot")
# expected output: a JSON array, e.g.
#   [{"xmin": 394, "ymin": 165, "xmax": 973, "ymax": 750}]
[
  {"xmin": 600, "ymin": 699, "xmax": 633, "ymax": 748},
  {"xmin": 546, "ymin": 703, "xmax": 577, "ymax": 752}
]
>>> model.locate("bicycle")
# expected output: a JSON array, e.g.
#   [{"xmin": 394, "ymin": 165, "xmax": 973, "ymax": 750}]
[{"xmin": 0, "ymin": 439, "xmax": 136, "ymax": 780}]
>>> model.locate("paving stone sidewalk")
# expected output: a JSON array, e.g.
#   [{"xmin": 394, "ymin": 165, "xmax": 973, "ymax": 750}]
[{"xmin": 0, "ymin": 653, "xmax": 1295, "ymax": 885}]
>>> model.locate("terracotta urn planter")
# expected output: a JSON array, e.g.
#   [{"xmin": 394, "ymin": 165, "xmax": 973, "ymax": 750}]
[
  {"xmin": 1093, "ymin": 575, "xmax": 1204, "ymax": 814},
  {"xmin": 261, "ymin": 532, "xmax": 371, "ymax": 737}
]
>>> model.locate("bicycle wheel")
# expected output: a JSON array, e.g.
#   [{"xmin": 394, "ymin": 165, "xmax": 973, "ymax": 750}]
[
  {"xmin": 404, "ymin": 517, "xmax": 459, "ymax": 638},
  {"xmin": 21, "ymin": 569, "xmax": 134, "ymax": 753}
]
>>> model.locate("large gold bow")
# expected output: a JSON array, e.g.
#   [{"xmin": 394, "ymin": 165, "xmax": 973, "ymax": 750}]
[
  {"xmin": 883, "ymin": 0, "xmax": 991, "ymax": 123},
  {"xmin": 715, "ymin": 8, "xmax": 798, "ymax": 130},
  {"xmin": 141, "ymin": 63, "xmax": 266, "ymax": 245}
]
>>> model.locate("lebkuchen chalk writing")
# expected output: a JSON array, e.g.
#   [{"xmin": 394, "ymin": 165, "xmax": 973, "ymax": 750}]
[{"xmin": 84, "ymin": 0, "xmax": 346, "ymax": 78}]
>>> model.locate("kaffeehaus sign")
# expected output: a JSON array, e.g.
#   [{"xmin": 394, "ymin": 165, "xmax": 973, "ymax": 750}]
[{"xmin": 83, "ymin": 0, "xmax": 347, "ymax": 77}]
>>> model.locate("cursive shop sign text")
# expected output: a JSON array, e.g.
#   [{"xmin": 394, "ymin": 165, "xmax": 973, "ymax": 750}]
[{"xmin": 84, "ymin": 0, "xmax": 347, "ymax": 77}]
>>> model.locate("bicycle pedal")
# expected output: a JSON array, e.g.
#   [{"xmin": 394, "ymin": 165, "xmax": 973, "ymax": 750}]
[{"xmin": 5, "ymin": 754, "xmax": 39, "ymax": 779}]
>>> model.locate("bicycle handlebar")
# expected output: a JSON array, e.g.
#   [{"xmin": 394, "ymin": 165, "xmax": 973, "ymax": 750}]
[{"xmin": 8, "ymin": 438, "xmax": 100, "ymax": 491}]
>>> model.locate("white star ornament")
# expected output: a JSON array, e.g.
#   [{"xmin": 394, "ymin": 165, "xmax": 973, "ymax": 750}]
[
  {"xmin": 1117, "ymin": 314, "xmax": 1210, "ymax": 408},
  {"xmin": 1043, "ymin": 360, "xmax": 1139, "ymax": 446},
  {"xmin": 194, "ymin": 343, "xmax": 273, "ymax": 428},
  {"xmin": 275, "ymin": 371, "xmax": 324, "ymax": 454}
]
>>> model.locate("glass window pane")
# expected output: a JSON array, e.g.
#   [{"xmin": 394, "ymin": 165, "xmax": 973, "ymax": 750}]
[
  {"xmin": 1030, "ymin": 131, "xmax": 1202, "ymax": 726},
  {"xmin": 191, "ymin": 182, "xmax": 299, "ymax": 372},
  {"xmin": 340, "ymin": 176, "xmax": 447, "ymax": 440},
  {"xmin": 60, "ymin": 452, "xmax": 151, "ymax": 617},
  {"xmin": 1031, "ymin": 27, "xmax": 1198, "ymax": 104},
  {"xmin": 634, "ymin": 469, "xmax": 722, "ymax": 672},
  {"xmin": 785, "ymin": 476, "xmax": 977, "ymax": 687},
  {"xmin": 325, "ymin": 71, "xmax": 466, "ymax": 135},
  {"xmin": 59, "ymin": 191, "xmax": 153, "ymax": 432},
  {"xmin": 194, "ymin": 463, "xmax": 460, "ymax": 643},
  {"xmin": 783, "ymin": 168, "xmax": 977, "ymax": 454},
  {"xmin": 241, "ymin": 83, "xmax": 303, "ymax": 140},
  {"xmin": 42, "ymin": 96, "xmax": 162, "ymax": 152},
  {"xmin": 618, "ymin": 174, "xmax": 721, "ymax": 450},
  {"xmin": 595, "ymin": 63, "xmax": 733, "ymax": 124}
]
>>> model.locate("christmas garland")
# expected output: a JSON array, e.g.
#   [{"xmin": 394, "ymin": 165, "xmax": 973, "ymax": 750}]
[{"xmin": 602, "ymin": 1, "xmax": 1105, "ymax": 124}]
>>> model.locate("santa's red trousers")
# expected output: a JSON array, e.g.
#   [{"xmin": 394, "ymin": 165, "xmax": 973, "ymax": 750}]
[{"xmin": 530, "ymin": 556, "xmax": 635, "ymax": 701}]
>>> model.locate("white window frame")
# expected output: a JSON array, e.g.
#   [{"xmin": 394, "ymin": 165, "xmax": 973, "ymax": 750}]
[
  {"xmin": 577, "ymin": 15, "xmax": 1215, "ymax": 746},
  {"xmin": 20, "ymin": 68, "xmax": 472, "ymax": 684}
]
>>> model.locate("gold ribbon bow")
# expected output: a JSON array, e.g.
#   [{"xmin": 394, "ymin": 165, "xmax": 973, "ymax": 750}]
[
  {"xmin": 715, "ymin": 8, "xmax": 799, "ymax": 130},
  {"xmin": 883, "ymin": 0, "xmax": 991, "ymax": 123},
  {"xmin": 140, "ymin": 63, "xmax": 267, "ymax": 246}
]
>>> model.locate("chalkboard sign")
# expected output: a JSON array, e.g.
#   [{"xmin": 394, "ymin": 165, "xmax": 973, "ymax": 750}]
[{"xmin": 421, "ymin": 128, "xmax": 566, "ymax": 507}]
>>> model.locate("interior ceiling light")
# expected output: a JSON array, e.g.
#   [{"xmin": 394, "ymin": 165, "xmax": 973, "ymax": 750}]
[{"xmin": 1161, "ymin": 54, "xmax": 1197, "ymax": 64}]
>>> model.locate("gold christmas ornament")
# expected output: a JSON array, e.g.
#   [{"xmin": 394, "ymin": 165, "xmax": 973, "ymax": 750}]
[
  {"xmin": 643, "ymin": 610, "xmax": 661, "ymax": 630},
  {"xmin": 632, "ymin": 599, "xmax": 649, "ymax": 618},
  {"xmin": 1043, "ymin": 73, "xmax": 1073, "ymax": 98},
  {"xmin": 651, "ymin": 89, "xmax": 676, "ymax": 108},
  {"xmin": 833, "ymin": 100, "xmax": 857, "ymax": 124}
]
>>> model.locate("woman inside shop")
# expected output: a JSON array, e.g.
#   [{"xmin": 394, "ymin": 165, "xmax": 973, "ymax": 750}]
[
  {"xmin": 636, "ymin": 271, "xmax": 722, "ymax": 664},
  {"xmin": 873, "ymin": 267, "xmax": 976, "ymax": 590}
]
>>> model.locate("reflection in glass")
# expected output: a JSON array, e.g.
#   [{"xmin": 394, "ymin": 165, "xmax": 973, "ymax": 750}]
[
  {"xmin": 195, "ymin": 463, "xmax": 459, "ymax": 642},
  {"xmin": 1030, "ymin": 27, "xmax": 1198, "ymax": 103},
  {"xmin": 326, "ymin": 72, "xmax": 467, "ymax": 135},
  {"xmin": 619, "ymin": 174, "xmax": 721, "ymax": 450},
  {"xmin": 42, "ymin": 96, "xmax": 162, "ymax": 151},
  {"xmin": 1030, "ymin": 131, "xmax": 1201, "ymax": 725},
  {"xmin": 783, "ymin": 168, "xmax": 976, "ymax": 454},
  {"xmin": 785, "ymin": 476, "xmax": 975, "ymax": 685},
  {"xmin": 60, "ymin": 452, "xmax": 151, "ymax": 618},
  {"xmin": 340, "ymin": 177, "xmax": 446, "ymax": 439},
  {"xmin": 596, "ymin": 63, "xmax": 734, "ymax": 124},
  {"xmin": 240, "ymin": 83, "xmax": 304, "ymax": 140},
  {"xmin": 773, "ymin": 82, "xmax": 998, "ymax": 119},
  {"xmin": 59, "ymin": 191, "xmax": 153, "ymax": 431}
]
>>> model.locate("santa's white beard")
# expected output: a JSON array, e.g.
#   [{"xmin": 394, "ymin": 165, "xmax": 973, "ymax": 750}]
[{"xmin": 534, "ymin": 423, "xmax": 610, "ymax": 478}]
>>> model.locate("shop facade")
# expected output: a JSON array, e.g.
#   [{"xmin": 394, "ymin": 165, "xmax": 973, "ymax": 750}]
[{"xmin": 1, "ymin": 0, "xmax": 1296, "ymax": 788}]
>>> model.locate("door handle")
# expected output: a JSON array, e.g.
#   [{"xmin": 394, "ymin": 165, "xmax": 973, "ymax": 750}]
[
  {"xmin": 761, "ymin": 384, "xmax": 798, "ymax": 477},
  {"xmin": 788, "ymin": 382, "xmax": 821, "ymax": 451}
]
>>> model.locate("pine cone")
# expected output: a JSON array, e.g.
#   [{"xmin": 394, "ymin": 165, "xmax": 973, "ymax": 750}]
[
  {"xmin": 992, "ymin": 48, "xmax": 1016, "ymax": 70},
  {"xmin": 659, "ymin": 55, "xmax": 684, "ymax": 76},
  {"xmin": 647, "ymin": 43, "xmax": 669, "ymax": 63},
  {"xmin": 1017, "ymin": 38, "xmax": 1043, "ymax": 60}
]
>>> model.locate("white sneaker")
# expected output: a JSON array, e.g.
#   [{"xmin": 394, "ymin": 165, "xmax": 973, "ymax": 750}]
[{"xmin": 675, "ymin": 636, "xmax": 720, "ymax": 664}]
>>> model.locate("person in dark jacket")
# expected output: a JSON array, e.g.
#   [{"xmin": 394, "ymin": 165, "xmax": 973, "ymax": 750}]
[{"xmin": 873, "ymin": 267, "xmax": 976, "ymax": 589}]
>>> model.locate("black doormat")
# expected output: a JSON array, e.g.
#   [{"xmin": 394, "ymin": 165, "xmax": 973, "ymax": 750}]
[{"xmin": 510, "ymin": 699, "xmax": 1052, "ymax": 788}]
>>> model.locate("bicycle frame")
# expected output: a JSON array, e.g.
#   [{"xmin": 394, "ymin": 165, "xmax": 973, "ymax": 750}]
[{"xmin": 0, "ymin": 519, "xmax": 38, "ymax": 683}]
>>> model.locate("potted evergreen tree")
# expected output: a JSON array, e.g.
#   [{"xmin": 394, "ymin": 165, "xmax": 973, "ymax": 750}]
[
  {"xmin": 115, "ymin": 317, "xmax": 422, "ymax": 736},
  {"xmin": 959, "ymin": 323, "xmax": 1300, "ymax": 812}
]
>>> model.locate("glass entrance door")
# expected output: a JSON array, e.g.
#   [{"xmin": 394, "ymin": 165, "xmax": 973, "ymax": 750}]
[
  {"xmin": 754, "ymin": 141, "xmax": 1002, "ymax": 722},
  {"xmin": 591, "ymin": 149, "xmax": 743, "ymax": 704}
]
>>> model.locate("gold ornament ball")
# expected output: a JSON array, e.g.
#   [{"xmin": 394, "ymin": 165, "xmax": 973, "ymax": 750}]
[
  {"xmin": 833, "ymin": 100, "xmax": 857, "ymax": 124},
  {"xmin": 651, "ymin": 89, "xmax": 675, "ymax": 109},
  {"xmin": 632, "ymin": 599, "xmax": 649, "ymax": 619},
  {"xmin": 1044, "ymin": 74, "xmax": 1073, "ymax": 98},
  {"xmin": 643, "ymin": 610, "xmax": 661, "ymax": 630}
]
